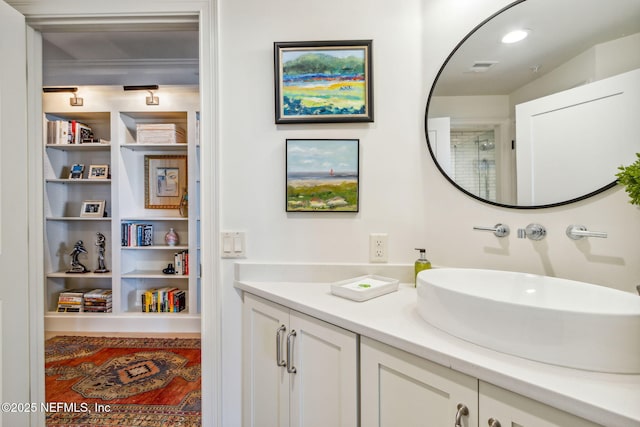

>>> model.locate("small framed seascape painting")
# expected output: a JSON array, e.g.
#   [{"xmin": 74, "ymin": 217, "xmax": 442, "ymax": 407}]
[
  {"xmin": 286, "ymin": 139, "xmax": 359, "ymax": 212},
  {"xmin": 274, "ymin": 40, "xmax": 373, "ymax": 124}
]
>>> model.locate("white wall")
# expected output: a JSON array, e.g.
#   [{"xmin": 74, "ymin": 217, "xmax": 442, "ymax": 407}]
[{"xmin": 219, "ymin": 0, "xmax": 640, "ymax": 425}]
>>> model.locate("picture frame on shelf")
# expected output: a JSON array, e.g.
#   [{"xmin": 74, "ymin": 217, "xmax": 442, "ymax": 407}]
[
  {"xmin": 68, "ymin": 163, "xmax": 85, "ymax": 179},
  {"xmin": 80, "ymin": 200, "xmax": 106, "ymax": 217},
  {"xmin": 286, "ymin": 139, "xmax": 359, "ymax": 212},
  {"xmin": 88, "ymin": 164, "xmax": 109, "ymax": 179},
  {"xmin": 145, "ymin": 155, "xmax": 188, "ymax": 209},
  {"xmin": 274, "ymin": 40, "xmax": 374, "ymax": 124}
]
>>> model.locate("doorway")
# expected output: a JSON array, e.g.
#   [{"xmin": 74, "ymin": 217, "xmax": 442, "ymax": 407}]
[{"xmin": 39, "ymin": 24, "xmax": 205, "ymax": 427}]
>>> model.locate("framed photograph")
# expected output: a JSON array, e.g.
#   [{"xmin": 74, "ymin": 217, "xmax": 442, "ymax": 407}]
[
  {"xmin": 80, "ymin": 200, "xmax": 106, "ymax": 217},
  {"xmin": 286, "ymin": 139, "xmax": 359, "ymax": 212},
  {"xmin": 144, "ymin": 155, "xmax": 188, "ymax": 209},
  {"xmin": 68, "ymin": 163, "xmax": 85, "ymax": 179},
  {"xmin": 274, "ymin": 40, "xmax": 373, "ymax": 124},
  {"xmin": 88, "ymin": 164, "xmax": 109, "ymax": 179}
]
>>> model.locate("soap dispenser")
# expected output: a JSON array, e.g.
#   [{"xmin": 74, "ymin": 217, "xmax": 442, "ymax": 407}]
[{"xmin": 414, "ymin": 248, "xmax": 431, "ymax": 286}]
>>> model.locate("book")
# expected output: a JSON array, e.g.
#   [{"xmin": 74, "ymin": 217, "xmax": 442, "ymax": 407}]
[
  {"xmin": 140, "ymin": 288, "xmax": 186, "ymax": 313},
  {"xmin": 57, "ymin": 288, "xmax": 94, "ymax": 312},
  {"xmin": 121, "ymin": 223, "xmax": 154, "ymax": 247}
]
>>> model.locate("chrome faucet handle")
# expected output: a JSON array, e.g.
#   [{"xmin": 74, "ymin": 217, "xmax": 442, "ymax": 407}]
[
  {"xmin": 473, "ymin": 223, "xmax": 510, "ymax": 237},
  {"xmin": 566, "ymin": 225, "xmax": 607, "ymax": 240},
  {"xmin": 518, "ymin": 223, "xmax": 546, "ymax": 240}
]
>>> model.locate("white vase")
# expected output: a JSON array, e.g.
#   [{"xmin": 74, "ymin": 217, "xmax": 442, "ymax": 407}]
[{"xmin": 165, "ymin": 228, "xmax": 179, "ymax": 246}]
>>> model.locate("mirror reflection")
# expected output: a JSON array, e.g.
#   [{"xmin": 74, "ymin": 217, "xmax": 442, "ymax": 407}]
[{"xmin": 426, "ymin": 0, "xmax": 640, "ymax": 208}]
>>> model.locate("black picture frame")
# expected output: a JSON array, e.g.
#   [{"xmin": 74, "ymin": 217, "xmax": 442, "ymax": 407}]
[{"xmin": 274, "ymin": 40, "xmax": 373, "ymax": 124}]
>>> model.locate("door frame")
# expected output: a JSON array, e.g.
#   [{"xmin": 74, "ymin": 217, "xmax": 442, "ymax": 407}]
[{"xmin": 12, "ymin": 1, "xmax": 220, "ymax": 426}]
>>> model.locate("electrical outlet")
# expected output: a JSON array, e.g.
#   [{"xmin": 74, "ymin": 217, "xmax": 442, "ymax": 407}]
[{"xmin": 369, "ymin": 233, "xmax": 388, "ymax": 263}]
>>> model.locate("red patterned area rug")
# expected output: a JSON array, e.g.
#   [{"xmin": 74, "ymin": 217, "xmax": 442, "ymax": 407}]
[{"xmin": 45, "ymin": 336, "xmax": 201, "ymax": 427}]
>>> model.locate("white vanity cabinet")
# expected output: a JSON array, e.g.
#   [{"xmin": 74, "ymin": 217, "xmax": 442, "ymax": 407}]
[
  {"xmin": 242, "ymin": 293, "xmax": 358, "ymax": 427},
  {"xmin": 361, "ymin": 336, "xmax": 479, "ymax": 427},
  {"xmin": 479, "ymin": 381, "xmax": 600, "ymax": 427}
]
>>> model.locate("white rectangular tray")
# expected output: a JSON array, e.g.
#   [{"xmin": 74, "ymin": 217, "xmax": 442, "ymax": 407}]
[{"xmin": 331, "ymin": 275, "xmax": 399, "ymax": 302}]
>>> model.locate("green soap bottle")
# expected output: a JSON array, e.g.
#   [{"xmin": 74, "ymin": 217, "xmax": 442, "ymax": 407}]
[{"xmin": 414, "ymin": 248, "xmax": 431, "ymax": 286}]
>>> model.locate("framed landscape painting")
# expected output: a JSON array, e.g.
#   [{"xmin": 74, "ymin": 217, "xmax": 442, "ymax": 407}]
[
  {"xmin": 286, "ymin": 139, "xmax": 359, "ymax": 212},
  {"xmin": 274, "ymin": 40, "xmax": 373, "ymax": 124}
]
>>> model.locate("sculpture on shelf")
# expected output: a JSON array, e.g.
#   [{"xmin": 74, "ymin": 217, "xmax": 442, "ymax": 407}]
[
  {"xmin": 67, "ymin": 240, "xmax": 89, "ymax": 273},
  {"xmin": 179, "ymin": 188, "xmax": 188, "ymax": 217},
  {"xmin": 94, "ymin": 232, "xmax": 109, "ymax": 273}
]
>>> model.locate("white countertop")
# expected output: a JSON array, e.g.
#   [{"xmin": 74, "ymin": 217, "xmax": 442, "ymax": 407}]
[{"xmin": 234, "ymin": 274, "xmax": 640, "ymax": 427}]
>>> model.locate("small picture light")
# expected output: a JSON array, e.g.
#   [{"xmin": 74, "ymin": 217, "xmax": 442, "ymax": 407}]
[
  {"xmin": 42, "ymin": 87, "xmax": 84, "ymax": 107},
  {"xmin": 123, "ymin": 85, "xmax": 160, "ymax": 106}
]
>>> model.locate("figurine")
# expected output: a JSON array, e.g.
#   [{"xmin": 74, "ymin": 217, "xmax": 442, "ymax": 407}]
[
  {"xmin": 179, "ymin": 188, "xmax": 188, "ymax": 217},
  {"xmin": 162, "ymin": 263, "xmax": 176, "ymax": 274},
  {"xmin": 94, "ymin": 232, "xmax": 109, "ymax": 273},
  {"xmin": 67, "ymin": 240, "xmax": 89, "ymax": 273}
]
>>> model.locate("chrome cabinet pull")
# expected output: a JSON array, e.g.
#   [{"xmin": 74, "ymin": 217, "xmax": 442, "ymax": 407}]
[
  {"xmin": 455, "ymin": 403, "xmax": 469, "ymax": 427},
  {"xmin": 488, "ymin": 418, "xmax": 501, "ymax": 427},
  {"xmin": 286, "ymin": 330, "xmax": 297, "ymax": 374},
  {"xmin": 275, "ymin": 325, "xmax": 287, "ymax": 367}
]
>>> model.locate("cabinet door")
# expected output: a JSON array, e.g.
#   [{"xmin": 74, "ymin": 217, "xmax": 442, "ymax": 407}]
[
  {"xmin": 243, "ymin": 294, "xmax": 290, "ymax": 427},
  {"xmin": 289, "ymin": 311, "xmax": 358, "ymax": 427},
  {"xmin": 479, "ymin": 381, "xmax": 600, "ymax": 427},
  {"xmin": 361, "ymin": 337, "xmax": 478, "ymax": 427}
]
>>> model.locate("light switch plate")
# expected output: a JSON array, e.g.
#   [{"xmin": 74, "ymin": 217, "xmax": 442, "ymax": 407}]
[{"xmin": 221, "ymin": 231, "xmax": 246, "ymax": 258}]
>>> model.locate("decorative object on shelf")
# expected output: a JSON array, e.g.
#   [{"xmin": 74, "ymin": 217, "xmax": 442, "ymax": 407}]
[
  {"xmin": 165, "ymin": 227, "xmax": 179, "ymax": 246},
  {"xmin": 80, "ymin": 200, "xmax": 106, "ymax": 218},
  {"xmin": 274, "ymin": 40, "xmax": 374, "ymax": 124},
  {"xmin": 68, "ymin": 163, "xmax": 84, "ymax": 179},
  {"xmin": 616, "ymin": 153, "xmax": 640, "ymax": 205},
  {"xmin": 67, "ymin": 240, "xmax": 89, "ymax": 274},
  {"xmin": 179, "ymin": 188, "xmax": 189, "ymax": 217},
  {"xmin": 286, "ymin": 139, "xmax": 359, "ymax": 212},
  {"xmin": 136, "ymin": 123, "xmax": 186, "ymax": 144},
  {"xmin": 94, "ymin": 232, "xmax": 110, "ymax": 273},
  {"xmin": 162, "ymin": 263, "xmax": 176, "ymax": 274},
  {"xmin": 88, "ymin": 164, "xmax": 109, "ymax": 179},
  {"xmin": 144, "ymin": 155, "xmax": 188, "ymax": 209}
]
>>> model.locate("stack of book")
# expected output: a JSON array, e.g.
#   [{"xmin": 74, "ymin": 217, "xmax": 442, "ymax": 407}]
[
  {"xmin": 83, "ymin": 289, "xmax": 113, "ymax": 313},
  {"xmin": 47, "ymin": 119, "xmax": 94, "ymax": 144},
  {"xmin": 57, "ymin": 288, "xmax": 92, "ymax": 312},
  {"xmin": 141, "ymin": 288, "xmax": 186, "ymax": 313},
  {"xmin": 121, "ymin": 223, "xmax": 154, "ymax": 247},
  {"xmin": 174, "ymin": 250, "xmax": 189, "ymax": 275},
  {"xmin": 136, "ymin": 123, "xmax": 186, "ymax": 144}
]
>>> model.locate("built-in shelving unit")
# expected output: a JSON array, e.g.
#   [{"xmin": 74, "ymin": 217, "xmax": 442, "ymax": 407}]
[{"xmin": 43, "ymin": 85, "xmax": 200, "ymax": 332}]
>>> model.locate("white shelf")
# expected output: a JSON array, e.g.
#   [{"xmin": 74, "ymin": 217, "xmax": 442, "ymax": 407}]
[
  {"xmin": 122, "ymin": 270, "xmax": 190, "ymax": 279},
  {"xmin": 46, "ymin": 217, "xmax": 111, "ymax": 221},
  {"xmin": 47, "ymin": 271, "xmax": 113, "ymax": 278},
  {"xmin": 46, "ymin": 143, "xmax": 111, "ymax": 151},
  {"xmin": 46, "ymin": 179, "xmax": 111, "ymax": 184},
  {"xmin": 120, "ymin": 143, "xmax": 188, "ymax": 151},
  {"xmin": 121, "ymin": 245, "xmax": 189, "ymax": 250},
  {"xmin": 121, "ymin": 216, "xmax": 188, "ymax": 221},
  {"xmin": 43, "ymin": 85, "xmax": 200, "ymax": 333}
]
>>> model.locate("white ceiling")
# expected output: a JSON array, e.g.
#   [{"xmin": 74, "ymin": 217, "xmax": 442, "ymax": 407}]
[
  {"xmin": 43, "ymin": 30, "xmax": 199, "ymax": 86},
  {"xmin": 432, "ymin": 0, "xmax": 640, "ymax": 96}
]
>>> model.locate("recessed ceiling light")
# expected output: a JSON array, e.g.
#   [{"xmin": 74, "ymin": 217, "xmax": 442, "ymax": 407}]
[{"xmin": 502, "ymin": 29, "xmax": 529, "ymax": 44}]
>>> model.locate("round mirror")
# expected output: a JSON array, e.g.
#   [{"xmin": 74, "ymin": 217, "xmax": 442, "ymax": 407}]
[{"xmin": 426, "ymin": 0, "xmax": 640, "ymax": 208}]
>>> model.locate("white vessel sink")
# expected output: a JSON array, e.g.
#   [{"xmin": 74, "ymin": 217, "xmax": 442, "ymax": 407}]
[{"xmin": 416, "ymin": 268, "xmax": 640, "ymax": 373}]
